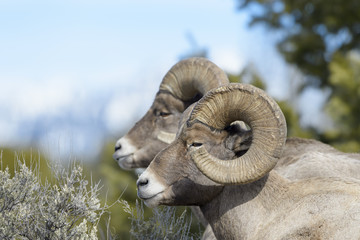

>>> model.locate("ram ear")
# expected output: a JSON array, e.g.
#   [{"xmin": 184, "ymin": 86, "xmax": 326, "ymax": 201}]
[{"xmin": 225, "ymin": 121, "xmax": 252, "ymax": 156}]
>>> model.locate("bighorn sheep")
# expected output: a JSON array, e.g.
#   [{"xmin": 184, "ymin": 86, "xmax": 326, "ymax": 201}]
[
  {"xmin": 137, "ymin": 83, "xmax": 360, "ymax": 239},
  {"xmin": 113, "ymin": 57, "xmax": 229, "ymax": 170},
  {"xmin": 114, "ymin": 57, "xmax": 360, "ymax": 181},
  {"xmin": 115, "ymin": 58, "xmax": 360, "ymax": 239},
  {"xmin": 113, "ymin": 57, "xmax": 228, "ymax": 240}
]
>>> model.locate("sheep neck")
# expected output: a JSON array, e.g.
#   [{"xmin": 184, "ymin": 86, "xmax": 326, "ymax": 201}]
[{"xmin": 200, "ymin": 171, "xmax": 290, "ymax": 240}]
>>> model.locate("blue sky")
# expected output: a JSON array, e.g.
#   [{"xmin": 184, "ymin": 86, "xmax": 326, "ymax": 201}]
[{"xmin": 0, "ymin": 0, "xmax": 324, "ymax": 160}]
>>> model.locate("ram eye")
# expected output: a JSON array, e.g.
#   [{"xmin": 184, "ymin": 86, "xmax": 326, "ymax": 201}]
[
  {"xmin": 190, "ymin": 142, "xmax": 203, "ymax": 147},
  {"xmin": 159, "ymin": 112, "xmax": 171, "ymax": 117}
]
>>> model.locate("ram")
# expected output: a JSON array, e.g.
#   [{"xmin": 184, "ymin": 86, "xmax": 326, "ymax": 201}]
[
  {"xmin": 137, "ymin": 83, "xmax": 360, "ymax": 239},
  {"xmin": 114, "ymin": 58, "xmax": 360, "ymax": 181},
  {"xmin": 115, "ymin": 58, "xmax": 360, "ymax": 239},
  {"xmin": 113, "ymin": 57, "xmax": 228, "ymax": 240},
  {"xmin": 113, "ymin": 57, "xmax": 229, "ymax": 170}
]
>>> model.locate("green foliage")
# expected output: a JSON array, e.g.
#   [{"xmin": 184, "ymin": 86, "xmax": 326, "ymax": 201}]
[
  {"xmin": 0, "ymin": 148, "xmax": 53, "ymax": 183},
  {"xmin": 324, "ymin": 51, "xmax": 360, "ymax": 151},
  {"xmin": 278, "ymin": 30, "xmax": 327, "ymax": 85},
  {"xmin": 238, "ymin": 0, "xmax": 360, "ymax": 88},
  {"xmin": 237, "ymin": 0, "xmax": 360, "ymax": 152}
]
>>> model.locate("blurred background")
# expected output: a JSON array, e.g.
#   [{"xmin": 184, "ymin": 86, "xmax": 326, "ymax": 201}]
[{"xmin": 1, "ymin": 0, "xmax": 359, "ymax": 238}]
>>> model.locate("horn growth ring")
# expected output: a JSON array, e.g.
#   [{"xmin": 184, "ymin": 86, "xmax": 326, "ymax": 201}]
[{"xmin": 188, "ymin": 83, "xmax": 287, "ymax": 185}]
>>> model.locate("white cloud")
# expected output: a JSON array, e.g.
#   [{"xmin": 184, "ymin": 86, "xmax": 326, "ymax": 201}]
[
  {"xmin": 211, "ymin": 47, "xmax": 245, "ymax": 74},
  {"xmin": 0, "ymin": 119, "xmax": 18, "ymax": 146},
  {"xmin": 19, "ymin": 81, "xmax": 74, "ymax": 118},
  {"xmin": 104, "ymin": 88, "xmax": 155, "ymax": 135}
]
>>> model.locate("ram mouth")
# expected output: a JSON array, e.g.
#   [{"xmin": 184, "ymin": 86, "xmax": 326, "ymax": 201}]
[
  {"xmin": 115, "ymin": 154, "xmax": 135, "ymax": 170},
  {"xmin": 116, "ymin": 154, "xmax": 133, "ymax": 161},
  {"xmin": 138, "ymin": 191, "xmax": 163, "ymax": 200},
  {"xmin": 138, "ymin": 191, "xmax": 164, "ymax": 207}
]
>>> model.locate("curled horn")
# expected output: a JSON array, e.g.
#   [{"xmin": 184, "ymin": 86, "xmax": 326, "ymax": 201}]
[
  {"xmin": 188, "ymin": 83, "xmax": 287, "ymax": 185},
  {"xmin": 159, "ymin": 57, "xmax": 229, "ymax": 100}
]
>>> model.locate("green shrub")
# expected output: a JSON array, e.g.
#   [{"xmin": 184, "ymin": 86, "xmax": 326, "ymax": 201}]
[
  {"xmin": 0, "ymin": 153, "xmax": 107, "ymax": 240},
  {"xmin": 0, "ymin": 150, "xmax": 203, "ymax": 239}
]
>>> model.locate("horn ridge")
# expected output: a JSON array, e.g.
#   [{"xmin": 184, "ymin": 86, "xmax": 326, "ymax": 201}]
[
  {"xmin": 189, "ymin": 83, "xmax": 287, "ymax": 185},
  {"xmin": 159, "ymin": 57, "xmax": 229, "ymax": 101}
]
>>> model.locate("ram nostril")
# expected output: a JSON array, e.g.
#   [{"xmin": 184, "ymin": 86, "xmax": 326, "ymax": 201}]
[
  {"xmin": 114, "ymin": 144, "xmax": 121, "ymax": 152},
  {"xmin": 136, "ymin": 178, "xmax": 149, "ymax": 188}
]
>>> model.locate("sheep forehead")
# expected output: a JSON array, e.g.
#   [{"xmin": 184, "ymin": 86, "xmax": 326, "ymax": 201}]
[
  {"xmin": 152, "ymin": 95, "xmax": 169, "ymax": 111},
  {"xmin": 127, "ymin": 93, "xmax": 182, "ymax": 142}
]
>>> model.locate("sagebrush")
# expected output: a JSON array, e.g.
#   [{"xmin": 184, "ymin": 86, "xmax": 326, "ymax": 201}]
[
  {"xmin": 0, "ymin": 153, "xmax": 106, "ymax": 240},
  {"xmin": 0, "ymin": 151, "xmax": 202, "ymax": 240},
  {"xmin": 121, "ymin": 199, "xmax": 202, "ymax": 240}
]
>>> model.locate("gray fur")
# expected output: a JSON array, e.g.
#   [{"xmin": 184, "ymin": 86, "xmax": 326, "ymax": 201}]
[{"xmin": 137, "ymin": 84, "xmax": 360, "ymax": 239}]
